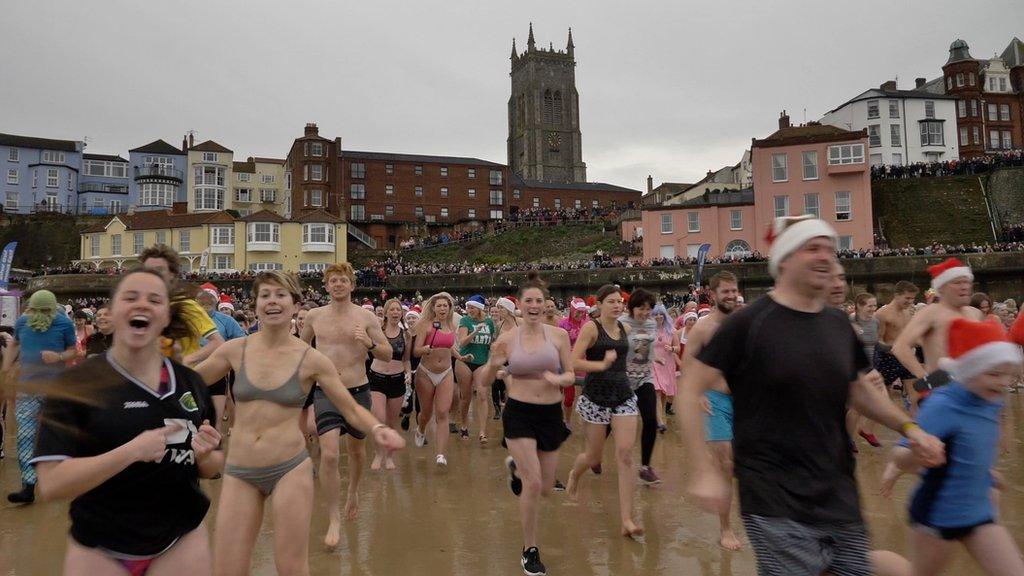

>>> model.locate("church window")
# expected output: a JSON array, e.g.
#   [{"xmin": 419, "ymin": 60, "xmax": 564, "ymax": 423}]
[
  {"xmin": 543, "ymin": 90, "xmax": 553, "ymax": 124},
  {"xmin": 553, "ymin": 91, "xmax": 563, "ymax": 125}
]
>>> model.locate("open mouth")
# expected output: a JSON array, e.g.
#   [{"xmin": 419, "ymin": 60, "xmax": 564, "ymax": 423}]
[{"xmin": 128, "ymin": 315, "xmax": 151, "ymax": 330}]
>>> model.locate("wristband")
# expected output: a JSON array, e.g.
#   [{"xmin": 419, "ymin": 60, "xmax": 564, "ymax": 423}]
[{"xmin": 901, "ymin": 421, "xmax": 920, "ymax": 437}]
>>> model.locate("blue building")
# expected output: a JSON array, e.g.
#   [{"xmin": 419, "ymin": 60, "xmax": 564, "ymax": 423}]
[
  {"xmin": 80, "ymin": 153, "xmax": 130, "ymax": 215},
  {"xmin": 128, "ymin": 139, "xmax": 188, "ymax": 211},
  {"xmin": 1, "ymin": 133, "xmax": 84, "ymax": 214}
]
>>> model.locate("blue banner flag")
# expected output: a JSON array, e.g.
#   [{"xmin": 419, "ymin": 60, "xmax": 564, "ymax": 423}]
[
  {"xmin": 695, "ymin": 243, "xmax": 711, "ymax": 287},
  {"xmin": 0, "ymin": 241, "xmax": 17, "ymax": 291}
]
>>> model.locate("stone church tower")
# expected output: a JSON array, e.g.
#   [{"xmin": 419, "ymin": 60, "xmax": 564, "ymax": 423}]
[{"xmin": 507, "ymin": 24, "xmax": 587, "ymax": 183}]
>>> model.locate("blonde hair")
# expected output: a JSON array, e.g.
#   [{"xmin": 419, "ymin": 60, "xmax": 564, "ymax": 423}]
[
  {"xmin": 252, "ymin": 271, "xmax": 303, "ymax": 304},
  {"xmin": 416, "ymin": 292, "xmax": 455, "ymax": 334},
  {"xmin": 382, "ymin": 298, "xmax": 405, "ymax": 329},
  {"xmin": 323, "ymin": 262, "xmax": 356, "ymax": 284}
]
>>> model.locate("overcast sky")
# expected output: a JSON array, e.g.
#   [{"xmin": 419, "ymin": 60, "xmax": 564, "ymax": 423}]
[{"xmin": 2, "ymin": 1, "xmax": 1022, "ymax": 190}]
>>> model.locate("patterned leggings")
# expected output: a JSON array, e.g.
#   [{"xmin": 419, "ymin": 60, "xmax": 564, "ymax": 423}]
[{"xmin": 15, "ymin": 395, "xmax": 41, "ymax": 486}]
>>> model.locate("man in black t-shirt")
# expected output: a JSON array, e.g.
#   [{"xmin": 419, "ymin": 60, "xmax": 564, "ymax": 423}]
[{"xmin": 679, "ymin": 216, "xmax": 945, "ymax": 576}]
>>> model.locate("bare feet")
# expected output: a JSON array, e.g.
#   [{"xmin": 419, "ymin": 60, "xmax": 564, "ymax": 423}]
[
  {"xmin": 719, "ymin": 529, "xmax": 742, "ymax": 551},
  {"xmin": 621, "ymin": 521, "xmax": 645, "ymax": 542},
  {"xmin": 565, "ymin": 468, "xmax": 580, "ymax": 502},
  {"xmin": 344, "ymin": 493, "xmax": 359, "ymax": 520},
  {"xmin": 324, "ymin": 515, "xmax": 341, "ymax": 548},
  {"xmin": 370, "ymin": 454, "xmax": 382, "ymax": 471},
  {"xmin": 384, "ymin": 457, "xmax": 396, "ymax": 470}
]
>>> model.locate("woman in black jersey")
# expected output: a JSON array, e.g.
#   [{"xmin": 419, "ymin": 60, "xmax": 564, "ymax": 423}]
[
  {"xmin": 32, "ymin": 269, "xmax": 224, "ymax": 576},
  {"xmin": 564, "ymin": 284, "xmax": 644, "ymax": 540},
  {"xmin": 369, "ymin": 298, "xmax": 411, "ymax": 470}
]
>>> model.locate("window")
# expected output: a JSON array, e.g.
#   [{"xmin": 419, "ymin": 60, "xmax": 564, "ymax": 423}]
[
  {"xmin": 771, "ymin": 153, "xmax": 788, "ymax": 182},
  {"xmin": 156, "ymin": 231, "xmax": 166, "ymax": 245},
  {"xmin": 350, "ymin": 184, "xmax": 365, "ymax": 199},
  {"xmin": 111, "ymin": 234, "xmax": 122, "ymax": 256},
  {"xmin": 259, "ymin": 189, "xmax": 276, "ymax": 203},
  {"xmin": 659, "ymin": 245, "xmax": 675, "ymax": 259},
  {"xmin": 574, "ymin": 199, "xmax": 581, "ymax": 209},
  {"xmin": 490, "ymin": 209, "xmax": 503, "ymax": 220},
  {"xmin": 468, "ymin": 208, "xmax": 476, "ymax": 218},
  {"xmin": 802, "ymin": 151, "xmax": 818, "ymax": 180},
  {"xmin": 999, "ymin": 77, "xmax": 1007, "ymax": 92},
  {"xmin": 247, "ymin": 223, "xmax": 279, "ymax": 244},
  {"xmin": 802, "ymin": 193, "xmax": 820, "ymax": 218},
  {"xmin": 299, "ymin": 263, "xmax": 327, "ymax": 273},
  {"xmin": 892, "ymin": 152, "xmax": 903, "ymax": 165},
  {"xmin": 990, "ymin": 130, "xmax": 1001, "ymax": 148},
  {"xmin": 42, "ymin": 151, "xmax": 65, "ymax": 163},
  {"xmin": 660, "ymin": 213, "xmax": 673, "ymax": 234},
  {"xmin": 973, "ymin": 126, "xmax": 981, "ymax": 145},
  {"xmin": 1002, "ymin": 131, "xmax": 1012, "ymax": 150},
  {"xmin": 194, "ymin": 166, "xmax": 225, "ymax": 186},
  {"xmin": 468, "ymin": 168, "xmax": 476, "ymax": 179},
  {"xmin": 687, "ymin": 212, "xmax": 700, "ymax": 232},
  {"xmin": 988, "ymin": 103, "xmax": 998, "ymax": 121},
  {"xmin": 202, "ymin": 152, "xmax": 218, "ymax": 162},
  {"xmin": 468, "ymin": 188, "xmax": 476, "ymax": 199},
  {"xmin": 513, "ymin": 189, "xmax": 520, "ymax": 200},
  {"xmin": 414, "ymin": 186, "xmax": 423, "ymax": 197},
  {"xmin": 947, "ymin": 76, "xmax": 952, "ymax": 90},
  {"xmin": 350, "ymin": 205, "xmax": 365, "ymax": 220},
  {"xmin": 194, "ymin": 188, "xmax": 223, "ymax": 210},
  {"xmin": 890, "ymin": 124, "xmax": 902, "ymax": 148},
  {"xmin": 43, "ymin": 192, "xmax": 58, "ymax": 211},
  {"xmin": 84, "ymin": 160, "xmax": 128, "ymax": 178},
  {"xmin": 592, "ymin": 200, "xmax": 599, "ymax": 208},
  {"xmin": 414, "ymin": 206, "xmax": 423, "ymax": 217},
  {"xmin": 284, "ymin": 172, "xmax": 292, "ymax": 190},
  {"xmin": 303, "ymin": 223, "xmax": 335, "ymax": 244},
  {"xmin": 532, "ymin": 197, "xmax": 540, "ymax": 208},
  {"xmin": 554, "ymin": 198, "xmax": 561, "ymax": 208},
  {"xmin": 68, "ymin": 173, "xmax": 74, "ymax": 191},
  {"xmin": 237, "ymin": 172, "xmax": 251, "ymax": 182},
  {"xmin": 6, "ymin": 169, "xmax": 17, "ymax": 185},
  {"xmin": 249, "ymin": 262, "xmax": 283, "ymax": 272},
  {"xmin": 309, "ymin": 164, "xmax": 323, "ymax": 181},
  {"xmin": 5, "ymin": 192, "xmax": 17, "ymax": 211},
  {"xmin": 489, "ymin": 170, "xmax": 502, "ymax": 185},
  {"xmin": 835, "ymin": 191, "xmax": 851, "ymax": 221},
  {"xmin": 920, "ymin": 121, "xmax": 943, "ymax": 146},
  {"xmin": 489, "ymin": 189, "xmax": 504, "ymax": 205},
  {"xmin": 32, "ymin": 170, "xmax": 36, "ymax": 187},
  {"xmin": 440, "ymin": 187, "xmax": 448, "ymax": 198},
  {"xmin": 828, "ymin": 144, "xmax": 864, "ymax": 165},
  {"xmin": 955, "ymin": 73, "xmax": 964, "ymax": 87},
  {"xmin": 235, "ymin": 188, "xmax": 252, "ymax": 202},
  {"xmin": 868, "ymin": 125, "xmax": 881, "ymax": 147},
  {"xmin": 888, "ymin": 100, "xmax": 899, "ymax": 118},
  {"xmin": 7, "ymin": 148, "xmax": 17, "ymax": 162},
  {"xmin": 958, "ymin": 100, "xmax": 966, "ymax": 118},
  {"xmin": 440, "ymin": 167, "xmax": 448, "ymax": 177},
  {"xmin": 179, "ymin": 230, "xmax": 191, "ymax": 252},
  {"xmin": 774, "ymin": 196, "xmax": 789, "ymax": 218},
  {"xmin": 725, "ymin": 239, "xmax": 751, "ymax": 258},
  {"xmin": 305, "ymin": 188, "xmax": 323, "ymax": 207},
  {"xmin": 440, "ymin": 207, "xmax": 449, "ymax": 218},
  {"xmin": 212, "ymin": 255, "xmax": 233, "ymax": 271},
  {"xmin": 924, "ymin": 101, "xmax": 935, "ymax": 118},
  {"xmin": 969, "ymin": 73, "xmax": 975, "ymax": 86},
  {"xmin": 870, "ymin": 153, "xmax": 883, "ymax": 167},
  {"xmin": 414, "ymin": 165, "xmax": 423, "ymax": 176},
  {"xmin": 730, "ymin": 209, "xmax": 742, "ymax": 230},
  {"xmin": 90, "ymin": 235, "xmax": 100, "ymax": 256},
  {"xmin": 47, "ymin": 168, "xmax": 59, "ymax": 188},
  {"xmin": 971, "ymin": 100, "xmax": 978, "ymax": 117},
  {"xmin": 351, "ymin": 163, "xmax": 365, "ymax": 178},
  {"xmin": 959, "ymin": 127, "xmax": 969, "ymax": 146},
  {"xmin": 211, "ymin": 226, "xmax": 234, "ymax": 246},
  {"xmin": 838, "ymin": 236, "xmax": 853, "ymax": 251},
  {"xmin": 866, "ymin": 100, "xmax": 879, "ymax": 119},
  {"xmin": 259, "ymin": 174, "xmax": 274, "ymax": 184},
  {"xmin": 310, "ymin": 142, "xmax": 323, "ymax": 157},
  {"xmin": 385, "ymin": 163, "xmax": 394, "ymax": 175},
  {"xmin": 1000, "ymin": 104, "xmax": 1010, "ymax": 121}
]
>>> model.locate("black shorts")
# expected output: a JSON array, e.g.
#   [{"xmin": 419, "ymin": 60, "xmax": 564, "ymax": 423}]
[
  {"xmin": 314, "ymin": 383, "xmax": 372, "ymax": 439},
  {"xmin": 502, "ymin": 398, "xmax": 570, "ymax": 452},
  {"xmin": 370, "ymin": 370, "xmax": 405, "ymax": 399},
  {"xmin": 914, "ymin": 369, "xmax": 952, "ymax": 403},
  {"xmin": 911, "ymin": 519, "xmax": 994, "ymax": 541},
  {"xmin": 467, "ymin": 362, "xmax": 487, "ymax": 373},
  {"xmin": 209, "ymin": 376, "xmax": 228, "ymax": 397},
  {"xmin": 874, "ymin": 349, "xmax": 913, "ymax": 385}
]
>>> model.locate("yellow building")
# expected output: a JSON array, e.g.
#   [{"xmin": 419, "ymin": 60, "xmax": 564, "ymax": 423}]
[
  {"xmin": 231, "ymin": 157, "xmax": 288, "ymax": 218},
  {"xmin": 187, "ymin": 140, "xmax": 234, "ymax": 213},
  {"xmin": 79, "ymin": 204, "xmax": 347, "ymax": 273}
]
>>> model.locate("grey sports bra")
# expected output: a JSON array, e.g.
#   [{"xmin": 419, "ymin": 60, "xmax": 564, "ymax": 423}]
[
  {"xmin": 233, "ymin": 339, "xmax": 310, "ymax": 407},
  {"xmin": 506, "ymin": 326, "xmax": 562, "ymax": 378}
]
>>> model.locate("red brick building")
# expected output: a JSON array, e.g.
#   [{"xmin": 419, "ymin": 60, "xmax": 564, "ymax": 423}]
[{"xmin": 284, "ymin": 123, "xmax": 341, "ymax": 218}]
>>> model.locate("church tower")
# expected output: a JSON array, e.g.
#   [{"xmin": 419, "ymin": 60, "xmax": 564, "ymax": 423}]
[{"xmin": 507, "ymin": 24, "xmax": 586, "ymax": 183}]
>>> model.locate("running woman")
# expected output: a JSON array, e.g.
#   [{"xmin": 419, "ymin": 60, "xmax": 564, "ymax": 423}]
[
  {"xmin": 887, "ymin": 319, "xmax": 1024, "ymax": 576},
  {"xmin": 196, "ymin": 271, "xmax": 404, "ymax": 575},
  {"xmin": 459, "ymin": 295, "xmax": 495, "ymax": 443},
  {"xmin": 557, "ymin": 297, "xmax": 589, "ymax": 423},
  {"xmin": 300, "ymin": 263, "xmax": 392, "ymax": 545},
  {"xmin": 482, "ymin": 273, "xmax": 573, "ymax": 576},
  {"xmin": 619, "ymin": 288, "xmax": 662, "ymax": 484},
  {"xmin": 369, "ymin": 298, "xmax": 411, "ymax": 471},
  {"xmin": 31, "ymin": 269, "xmax": 224, "ymax": 576},
  {"xmin": 83, "ymin": 304, "xmax": 113, "ymax": 358},
  {"xmin": 650, "ymin": 304, "xmax": 680, "ymax": 430},
  {"xmin": 850, "ymin": 292, "xmax": 883, "ymax": 448},
  {"xmin": 565, "ymin": 284, "xmax": 644, "ymax": 540},
  {"xmin": 491, "ymin": 297, "xmax": 520, "ymax": 417}
]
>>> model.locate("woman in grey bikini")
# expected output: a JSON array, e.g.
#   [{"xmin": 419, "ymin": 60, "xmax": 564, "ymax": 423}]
[{"xmin": 196, "ymin": 271, "xmax": 405, "ymax": 575}]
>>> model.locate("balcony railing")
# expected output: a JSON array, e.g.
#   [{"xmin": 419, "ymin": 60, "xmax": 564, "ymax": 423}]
[
  {"xmin": 134, "ymin": 165, "xmax": 184, "ymax": 181},
  {"xmin": 79, "ymin": 183, "xmax": 129, "ymax": 194}
]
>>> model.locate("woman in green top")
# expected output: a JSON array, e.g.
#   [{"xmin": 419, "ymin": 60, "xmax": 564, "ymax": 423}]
[{"xmin": 459, "ymin": 295, "xmax": 496, "ymax": 443}]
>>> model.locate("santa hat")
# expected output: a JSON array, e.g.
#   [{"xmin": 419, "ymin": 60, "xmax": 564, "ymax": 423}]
[
  {"xmin": 767, "ymin": 215, "xmax": 838, "ymax": 278},
  {"xmin": 585, "ymin": 295, "xmax": 597, "ymax": 307},
  {"xmin": 928, "ymin": 257, "xmax": 973, "ymax": 291},
  {"xmin": 682, "ymin": 311, "xmax": 698, "ymax": 323},
  {"xmin": 496, "ymin": 297, "xmax": 517, "ymax": 313},
  {"xmin": 938, "ymin": 318, "xmax": 1022, "ymax": 383},
  {"xmin": 466, "ymin": 295, "xmax": 486, "ymax": 310},
  {"xmin": 197, "ymin": 282, "xmax": 219, "ymax": 301},
  {"xmin": 362, "ymin": 303, "xmax": 375, "ymax": 311},
  {"xmin": 570, "ymin": 297, "xmax": 588, "ymax": 311}
]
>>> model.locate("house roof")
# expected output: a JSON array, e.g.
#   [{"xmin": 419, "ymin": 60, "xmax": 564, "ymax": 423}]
[
  {"xmin": 753, "ymin": 124, "xmax": 866, "ymax": 148},
  {"xmin": 825, "ymin": 87, "xmax": 956, "ymax": 114},
  {"xmin": 129, "ymin": 139, "xmax": 185, "ymax": 155},
  {"xmin": 0, "ymin": 132, "xmax": 80, "ymax": 152},
  {"xmin": 292, "ymin": 209, "xmax": 342, "ymax": 224},
  {"xmin": 510, "ymin": 174, "xmax": 641, "ymax": 194},
  {"xmin": 190, "ymin": 140, "xmax": 233, "ymax": 153},
  {"xmin": 342, "ymin": 149, "xmax": 505, "ymax": 167},
  {"xmin": 250, "ymin": 156, "xmax": 285, "ymax": 165},
  {"xmin": 232, "ymin": 161, "xmax": 256, "ymax": 173},
  {"xmin": 1002, "ymin": 37, "xmax": 1024, "ymax": 68},
  {"xmin": 240, "ymin": 209, "xmax": 286, "ymax": 223},
  {"xmin": 82, "ymin": 210, "xmax": 236, "ymax": 233},
  {"xmin": 83, "ymin": 153, "xmax": 128, "ymax": 163}
]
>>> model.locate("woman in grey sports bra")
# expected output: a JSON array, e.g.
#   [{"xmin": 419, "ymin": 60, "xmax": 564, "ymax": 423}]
[{"xmin": 195, "ymin": 271, "xmax": 405, "ymax": 576}]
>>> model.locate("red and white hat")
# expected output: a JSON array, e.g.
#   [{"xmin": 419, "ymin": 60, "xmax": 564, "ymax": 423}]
[
  {"xmin": 766, "ymin": 215, "xmax": 838, "ymax": 278},
  {"xmin": 570, "ymin": 297, "xmax": 588, "ymax": 311},
  {"xmin": 199, "ymin": 282, "xmax": 219, "ymax": 300},
  {"xmin": 928, "ymin": 257, "xmax": 973, "ymax": 291},
  {"xmin": 938, "ymin": 318, "xmax": 1022, "ymax": 383}
]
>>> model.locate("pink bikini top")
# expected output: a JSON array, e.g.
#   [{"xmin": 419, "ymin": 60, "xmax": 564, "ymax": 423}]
[
  {"xmin": 426, "ymin": 326, "xmax": 455, "ymax": 349},
  {"xmin": 506, "ymin": 327, "xmax": 562, "ymax": 378}
]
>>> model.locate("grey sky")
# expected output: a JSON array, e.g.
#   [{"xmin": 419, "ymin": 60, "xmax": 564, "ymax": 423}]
[{"xmin": 2, "ymin": 0, "xmax": 1021, "ymax": 190}]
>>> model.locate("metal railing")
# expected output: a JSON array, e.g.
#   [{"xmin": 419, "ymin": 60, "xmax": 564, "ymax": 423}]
[
  {"xmin": 134, "ymin": 165, "xmax": 184, "ymax": 180},
  {"xmin": 79, "ymin": 183, "xmax": 129, "ymax": 194},
  {"xmin": 347, "ymin": 224, "xmax": 377, "ymax": 249}
]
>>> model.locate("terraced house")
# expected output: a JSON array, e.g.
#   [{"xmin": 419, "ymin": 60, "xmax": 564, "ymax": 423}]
[{"xmin": 0, "ymin": 132, "xmax": 84, "ymax": 214}]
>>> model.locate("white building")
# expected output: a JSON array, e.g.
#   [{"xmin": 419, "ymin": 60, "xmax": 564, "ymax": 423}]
[{"xmin": 821, "ymin": 81, "xmax": 958, "ymax": 166}]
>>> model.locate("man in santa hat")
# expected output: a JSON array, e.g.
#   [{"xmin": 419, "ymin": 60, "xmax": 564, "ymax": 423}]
[{"xmin": 892, "ymin": 257, "xmax": 985, "ymax": 407}]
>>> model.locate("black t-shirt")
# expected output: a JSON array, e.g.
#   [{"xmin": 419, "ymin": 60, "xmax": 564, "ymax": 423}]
[
  {"xmin": 84, "ymin": 332, "xmax": 113, "ymax": 358},
  {"xmin": 32, "ymin": 354, "xmax": 215, "ymax": 556},
  {"xmin": 696, "ymin": 296, "xmax": 869, "ymax": 524}
]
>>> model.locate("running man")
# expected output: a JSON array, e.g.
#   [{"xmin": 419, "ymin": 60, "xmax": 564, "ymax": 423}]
[
  {"xmin": 679, "ymin": 270, "xmax": 741, "ymax": 551},
  {"xmin": 874, "ymin": 281, "xmax": 919, "ymax": 403},
  {"xmin": 301, "ymin": 262, "xmax": 392, "ymax": 547}
]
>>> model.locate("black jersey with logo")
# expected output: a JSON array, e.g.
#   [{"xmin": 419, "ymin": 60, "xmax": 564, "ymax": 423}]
[{"xmin": 31, "ymin": 354, "xmax": 215, "ymax": 556}]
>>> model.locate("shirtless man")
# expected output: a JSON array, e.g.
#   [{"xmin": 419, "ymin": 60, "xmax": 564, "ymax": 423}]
[
  {"xmin": 679, "ymin": 271, "xmax": 742, "ymax": 551},
  {"xmin": 874, "ymin": 282, "xmax": 919, "ymax": 401},
  {"xmin": 301, "ymin": 262, "xmax": 392, "ymax": 547},
  {"xmin": 892, "ymin": 258, "xmax": 983, "ymax": 408},
  {"xmin": 542, "ymin": 299, "xmax": 561, "ymax": 327}
]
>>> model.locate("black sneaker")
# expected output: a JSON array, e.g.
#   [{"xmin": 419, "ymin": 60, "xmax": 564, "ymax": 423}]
[
  {"xmin": 665, "ymin": 403, "xmax": 675, "ymax": 416},
  {"xmin": 449, "ymin": 422, "xmax": 458, "ymax": 434},
  {"xmin": 553, "ymin": 480, "xmax": 566, "ymax": 492},
  {"xmin": 493, "ymin": 403, "xmax": 502, "ymax": 419},
  {"xmin": 7, "ymin": 484, "xmax": 35, "ymax": 504},
  {"xmin": 521, "ymin": 547, "xmax": 546, "ymax": 576},
  {"xmin": 460, "ymin": 428, "xmax": 469, "ymax": 439},
  {"xmin": 505, "ymin": 456, "xmax": 523, "ymax": 496},
  {"xmin": 400, "ymin": 414, "xmax": 410, "ymax": 431}
]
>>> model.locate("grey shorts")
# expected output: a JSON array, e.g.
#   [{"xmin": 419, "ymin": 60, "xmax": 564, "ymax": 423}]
[
  {"xmin": 575, "ymin": 394, "xmax": 638, "ymax": 425},
  {"xmin": 314, "ymin": 383, "xmax": 372, "ymax": 439},
  {"xmin": 743, "ymin": 514, "xmax": 871, "ymax": 576}
]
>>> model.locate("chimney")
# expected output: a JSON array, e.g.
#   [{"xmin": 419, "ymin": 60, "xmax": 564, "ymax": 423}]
[
  {"xmin": 182, "ymin": 136, "xmax": 188, "ymax": 152},
  {"xmin": 188, "ymin": 133, "xmax": 194, "ymax": 148},
  {"xmin": 335, "ymin": 136, "xmax": 342, "ymax": 154},
  {"xmin": 779, "ymin": 110, "xmax": 790, "ymax": 129},
  {"xmin": 646, "ymin": 175, "xmax": 653, "ymax": 194},
  {"xmin": 915, "ymin": 77, "xmax": 926, "ymax": 88},
  {"xmin": 304, "ymin": 123, "xmax": 319, "ymax": 136},
  {"xmin": 880, "ymin": 80, "xmax": 897, "ymax": 91}
]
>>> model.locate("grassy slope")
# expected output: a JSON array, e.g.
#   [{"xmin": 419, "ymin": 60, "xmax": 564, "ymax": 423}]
[{"xmin": 872, "ymin": 174, "xmax": 992, "ymax": 247}]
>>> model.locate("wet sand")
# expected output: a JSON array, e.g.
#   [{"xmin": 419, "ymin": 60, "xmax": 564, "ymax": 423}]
[{"xmin": 2, "ymin": 393, "xmax": 1023, "ymax": 575}]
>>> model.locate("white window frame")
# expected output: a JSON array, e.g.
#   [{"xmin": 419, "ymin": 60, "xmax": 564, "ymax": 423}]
[
  {"xmin": 385, "ymin": 184, "xmax": 394, "ymax": 195},
  {"xmin": 960, "ymin": 127, "xmax": 969, "ymax": 146},
  {"xmin": 468, "ymin": 188, "xmax": 476, "ymax": 199},
  {"xmin": 46, "ymin": 168, "xmax": 59, "ymax": 188},
  {"xmin": 350, "ymin": 162, "xmax": 365, "ymax": 179},
  {"xmin": 307, "ymin": 188, "xmax": 323, "ymax": 207},
  {"xmin": 235, "ymin": 188, "xmax": 252, "ymax": 203},
  {"xmin": 773, "ymin": 195, "xmax": 789, "ymax": 218},
  {"xmin": 892, "ymin": 152, "xmax": 903, "ymax": 166},
  {"xmin": 414, "ymin": 186, "xmax": 423, "ymax": 197},
  {"xmin": 414, "ymin": 206, "xmax": 424, "ymax": 217},
  {"xmin": 888, "ymin": 100, "xmax": 899, "ymax": 118},
  {"xmin": 924, "ymin": 101, "xmax": 935, "ymax": 119},
  {"xmin": 302, "ymin": 223, "xmax": 335, "ymax": 244},
  {"xmin": 730, "ymin": 209, "xmax": 742, "ymax": 230},
  {"xmin": 237, "ymin": 172, "xmax": 251, "ymax": 182},
  {"xmin": 211, "ymin": 226, "xmax": 234, "ymax": 246},
  {"xmin": 6, "ymin": 169, "xmax": 17, "ymax": 185},
  {"xmin": 42, "ymin": 151, "xmax": 65, "ymax": 163},
  {"xmin": 179, "ymin": 230, "xmax": 191, "ymax": 252},
  {"xmin": 194, "ymin": 187, "xmax": 223, "ymax": 210},
  {"xmin": 866, "ymin": 100, "xmax": 879, "ymax": 119},
  {"xmin": 467, "ymin": 168, "xmax": 476, "ymax": 179},
  {"xmin": 212, "ymin": 255, "xmax": 233, "ymax": 271},
  {"xmin": 771, "ymin": 153, "xmax": 788, "ymax": 182},
  {"xmin": 489, "ymin": 170, "xmax": 502, "ymax": 185},
  {"xmin": 5, "ymin": 192, "xmax": 18, "ymax": 211},
  {"xmin": 7, "ymin": 148, "xmax": 18, "ymax": 162},
  {"xmin": 890, "ymin": 124, "xmax": 902, "ymax": 148},
  {"xmin": 349, "ymin": 184, "xmax": 365, "ymax": 200},
  {"xmin": 440, "ymin": 167, "xmax": 448, "ymax": 177},
  {"xmin": 660, "ymin": 213, "xmax": 673, "ymax": 234},
  {"xmin": 385, "ymin": 205, "xmax": 395, "ymax": 216},
  {"xmin": 532, "ymin": 197, "xmax": 540, "ymax": 208},
  {"xmin": 441, "ymin": 187, "xmax": 448, "ymax": 198},
  {"xmin": 110, "ymin": 234, "xmax": 122, "ymax": 256},
  {"xmin": 311, "ymin": 142, "xmax": 324, "ymax": 157},
  {"xmin": 249, "ymin": 262, "xmax": 283, "ymax": 272},
  {"xmin": 920, "ymin": 121, "xmax": 944, "ymax": 146},
  {"xmin": 350, "ymin": 205, "xmax": 365, "ymax": 220},
  {"xmin": 838, "ymin": 236, "xmax": 853, "ymax": 251},
  {"xmin": 90, "ymin": 234, "xmax": 100, "ymax": 256},
  {"xmin": 686, "ymin": 212, "xmax": 699, "ymax": 233},
  {"xmin": 1000, "ymin": 104, "xmax": 1010, "ymax": 122},
  {"xmin": 835, "ymin": 191, "xmax": 851, "ymax": 221},
  {"xmin": 489, "ymin": 189, "xmax": 504, "ymax": 206},
  {"xmin": 958, "ymin": 100, "xmax": 966, "ymax": 118},
  {"xmin": 202, "ymin": 152, "xmax": 218, "ymax": 162},
  {"xmin": 828, "ymin": 144, "xmax": 864, "ymax": 165},
  {"xmin": 868, "ymin": 124, "xmax": 881, "ymax": 148},
  {"xmin": 299, "ymin": 263, "xmax": 327, "ymax": 273},
  {"xmin": 310, "ymin": 164, "xmax": 323, "ymax": 181},
  {"xmin": 802, "ymin": 151, "xmax": 818, "ymax": 180},
  {"xmin": 489, "ymin": 209, "xmax": 503, "ymax": 220},
  {"xmin": 155, "ymin": 231, "xmax": 167, "ymax": 245},
  {"xmin": 467, "ymin": 208, "xmax": 476, "ymax": 219},
  {"xmin": 1002, "ymin": 131, "xmax": 1012, "ymax": 150},
  {"xmin": 804, "ymin": 193, "xmax": 820, "ymax": 218},
  {"xmin": 247, "ymin": 222, "xmax": 280, "ymax": 244},
  {"xmin": 440, "ymin": 207, "xmax": 449, "ymax": 218},
  {"xmin": 988, "ymin": 103, "xmax": 998, "ymax": 121}
]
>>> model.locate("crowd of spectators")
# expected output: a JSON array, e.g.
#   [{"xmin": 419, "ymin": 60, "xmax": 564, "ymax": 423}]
[{"xmin": 870, "ymin": 149, "xmax": 1024, "ymax": 179}]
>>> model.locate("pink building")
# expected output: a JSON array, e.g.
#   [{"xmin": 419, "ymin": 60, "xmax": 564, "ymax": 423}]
[{"xmin": 638, "ymin": 112, "xmax": 873, "ymax": 261}]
